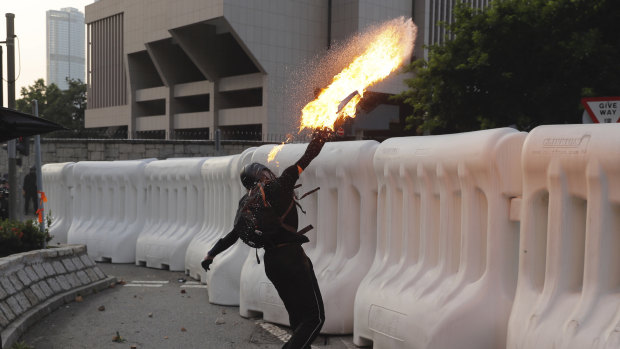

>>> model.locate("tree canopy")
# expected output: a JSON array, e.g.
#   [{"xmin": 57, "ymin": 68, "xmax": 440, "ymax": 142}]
[
  {"xmin": 16, "ymin": 78, "xmax": 87, "ymax": 132},
  {"xmin": 398, "ymin": 0, "xmax": 620, "ymax": 134}
]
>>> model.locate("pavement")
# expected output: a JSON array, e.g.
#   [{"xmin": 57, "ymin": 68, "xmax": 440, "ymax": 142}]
[{"xmin": 16, "ymin": 263, "xmax": 358, "ymax": 349}]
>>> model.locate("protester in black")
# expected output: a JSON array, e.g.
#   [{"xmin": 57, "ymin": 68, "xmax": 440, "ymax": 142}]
[
  {"xmin": 203, "ymin": 131, "xmax": 328, "ymax": 349},
  {"xmin": 23, "ymin": 167, "xmax": 38, "ymax": 215}
]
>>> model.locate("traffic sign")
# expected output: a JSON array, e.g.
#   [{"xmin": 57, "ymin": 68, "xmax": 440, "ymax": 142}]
[
  {"xmin": 336, "ymin": 127, "xmax": 345, "ymax": 137},
  {"xmin": 581, "ymin": 97, "xmax": 620, "ymax": 123}
]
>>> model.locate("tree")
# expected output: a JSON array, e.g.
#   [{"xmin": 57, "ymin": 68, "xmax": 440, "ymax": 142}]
[
  {"xmin": 16, "ymin": 78, "xmax": 87, "ymax": 132},
  {"xmin": 398, "ymin": 0, "xmax": 620, "ymax": 134}
]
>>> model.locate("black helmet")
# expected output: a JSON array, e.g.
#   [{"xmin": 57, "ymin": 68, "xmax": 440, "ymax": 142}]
[{"xmin": 240, "ymin": 162, "xmax": 275, "ymax": 190}]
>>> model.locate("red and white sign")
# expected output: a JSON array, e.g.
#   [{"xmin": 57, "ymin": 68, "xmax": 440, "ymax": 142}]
[
  {"xmin": 581, "ymin": 97, "xmax": 620, "ymax": 123},
  {"xmin": 336, "ymin": 127, "xmax": 345, "ymax": 137}
]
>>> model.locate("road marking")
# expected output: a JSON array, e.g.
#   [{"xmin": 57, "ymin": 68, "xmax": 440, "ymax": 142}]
[
  {"xmin": 256, "ymin": 321, "xmax": 319, "ymax": 348},
  {"xmin": 124, "ymin": 280, "xmax": 169, "ymax": 287},
  {"xmin": 181, "ymin": 284, "xmax": 207, "ymax": 289}
]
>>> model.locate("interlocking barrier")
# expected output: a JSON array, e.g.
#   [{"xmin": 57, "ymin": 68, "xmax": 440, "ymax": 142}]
[
  {"xmin": 507, "ymin": 124, "xmax": 620, "ymax": 349},
  {"xmin": 38, "ymin": 125, "xmax": 620, "ymax": 346},
  {"xmin": 66, "ymin": 159, "xmax": 153, "ymax": 263},
  {"xmin": 354, "ymin": 128, "xmax": 525, "ymax": 348},
  {"xmin": 238, "ymin": 140, "xmax": 379, "ymax": 334},
  {"xmin": 41, "ymin": 162, "xmax": 75, "ymax": 245},
  {"xmin": 135, "ymin": 157, "xmax": 208, "ymax": 271},
  {"xmin": 184, "ymin": 148, "xmax": 255, "ymax": 305}
]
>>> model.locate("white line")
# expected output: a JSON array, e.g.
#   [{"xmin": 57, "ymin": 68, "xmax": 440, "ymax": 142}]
[
  {"xmin": 256, "ymin": 322, "xmax": 319, "ymax": 349},
  {"xmin": 124, "ymin": 284, "xmax": 163, "ymax": 287},
  {"xmin": 180, "ymin": 285, "xmax": 208, "ymax": 288},
  {"xmin": 184, "ymin": 281, "xmax": 202, "ymax": 285},
  {"xmin": 129, "ymin": 280, "xmax": 169, "ymax": 284}
]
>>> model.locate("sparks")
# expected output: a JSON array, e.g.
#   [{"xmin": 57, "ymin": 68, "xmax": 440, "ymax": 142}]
[{"xmin": 299, "ymin": 17, "xmax": 417, "ymax": 131}]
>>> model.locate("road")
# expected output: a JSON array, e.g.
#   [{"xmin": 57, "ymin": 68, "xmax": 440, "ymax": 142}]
[{"xmin": 17, "ymin": 263, "xmax": 358, "ymax": 349}]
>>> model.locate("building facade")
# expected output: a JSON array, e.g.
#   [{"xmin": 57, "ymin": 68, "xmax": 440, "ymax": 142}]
[
  {"xmin": 46, "ymin": 7, "xmax": 86, "ymax": 90},
  {"xmin": 84, "ymin": 0, "xmax": 489, "ymax": 141}
]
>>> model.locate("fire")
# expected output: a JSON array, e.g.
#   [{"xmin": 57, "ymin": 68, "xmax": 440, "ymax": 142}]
[
  {"xmin": 299, "ymin": 17, "xmax": 417, "ymax": 131},
  {"xmin": 267, "ymin": 17, "xmax": 417, "ymax": 163},
  {"xmin": 267, "ymin": 143, "xmax": 285, "ymax": 163}
]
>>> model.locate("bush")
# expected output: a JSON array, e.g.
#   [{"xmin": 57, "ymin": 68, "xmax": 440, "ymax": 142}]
[{"xmin": 0, "ymin": 219, "xmax": 52, "ymax": 257}]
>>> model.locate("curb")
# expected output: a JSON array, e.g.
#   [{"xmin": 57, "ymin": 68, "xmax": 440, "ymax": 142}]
[{"xmin": 1, "ymin": 276, "xmax": 117, "ymax": 348}]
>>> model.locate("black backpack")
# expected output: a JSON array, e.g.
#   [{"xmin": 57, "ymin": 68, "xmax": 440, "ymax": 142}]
[{"xmin": 235, "ymin": 182, "xmax": 318, "ymax": 250}]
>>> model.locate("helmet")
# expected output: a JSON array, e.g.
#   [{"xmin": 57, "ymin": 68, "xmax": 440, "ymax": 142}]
[{"xmin": 240, "ymin": 162, "xmax": 275, "ymax": 190}]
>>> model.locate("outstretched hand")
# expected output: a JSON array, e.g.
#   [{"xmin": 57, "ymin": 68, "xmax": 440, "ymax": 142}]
[
  {"xmin": 201, "ymin": 257, "xmax": 213, "ymax": 271},
  {"xmin": 312, "ymin": 127, "xmax": 333, "ymax": 142}
]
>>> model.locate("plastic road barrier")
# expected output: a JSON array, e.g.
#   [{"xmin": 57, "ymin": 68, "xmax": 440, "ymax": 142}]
[
  {"xmin": 184, "ymin": 148, "xmax": 255, "ymax": 305},
  {"xmin": 135, "ymin": 157, "xmax": 208, "ymax": 270},
  {"xmin": 41, "ymin": 162, "xmax": 75, "ymax": 244},
  {"xmin": 66, "ymin": 159, "xmax": 153, "ymax": 262},
  {"xmin": 354, "ymin": 128, "xmax": 525, "ymax": 348},
  {"xmin": 507, "ymin": 124, "xmax": 620, "ymax": 348},
  {"xmin": 204, "ymin": 148, "xmax": 256, "ymax": 305}
]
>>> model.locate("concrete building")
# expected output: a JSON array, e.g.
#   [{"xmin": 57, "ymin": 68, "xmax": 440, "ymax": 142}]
[
  {"xmin": 84, "ymin": 0, "xmax": 488, "ymax": 141},
  {"xmin": 46, "ymin": 7, "xmax": 86, "ymax": 90}
]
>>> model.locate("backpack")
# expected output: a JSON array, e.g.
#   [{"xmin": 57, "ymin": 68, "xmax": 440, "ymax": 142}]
[{"xmin": 235, "ymin": 182, "xmax": 319, "ymax": 250}]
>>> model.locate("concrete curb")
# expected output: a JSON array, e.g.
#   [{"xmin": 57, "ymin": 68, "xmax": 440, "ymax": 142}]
[{"xmin": 1, "ymin": 276, "xmax": 117, "ymax": 348}]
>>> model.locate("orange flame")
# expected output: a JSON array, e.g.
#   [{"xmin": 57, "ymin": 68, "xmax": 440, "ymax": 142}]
[
  {"xmin": 299, "ymin": 17, "xmax": 417, "ymax": 131},
  {"xmin": 267, "ymin": 143, "xmax": 285, "ymax": 163}
]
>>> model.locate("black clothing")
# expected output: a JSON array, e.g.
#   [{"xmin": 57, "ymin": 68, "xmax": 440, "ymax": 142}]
[
  {"xmin": 207, "ymin": 133, "xmax": 327, "ymax": 349},
  {"xmin": 23, "ymin": 172, "xmax": 38, "ymax": 215},
  {"xmin": 208, "ymin": 134, "xmax": 326, "ymax": 255},
  {"xmin": 264, "ymin": 244, "xmax": 325, "ymax": 349}
]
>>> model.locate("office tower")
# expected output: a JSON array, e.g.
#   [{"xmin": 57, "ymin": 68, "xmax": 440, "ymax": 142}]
[{"xmin": 47, "ymin": 7, "xmax": 85, "ymax": 90}]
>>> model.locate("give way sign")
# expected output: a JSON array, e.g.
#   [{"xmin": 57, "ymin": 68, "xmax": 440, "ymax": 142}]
[{"xmin": 581, "ymin": 97, "xmax": 620, "ymax": 123}]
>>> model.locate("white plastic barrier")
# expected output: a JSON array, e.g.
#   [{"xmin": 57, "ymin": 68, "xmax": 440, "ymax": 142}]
[
  {"xmin": 66, "ymin": 159, "xmax": 153, "ymax": 262},
  {"xmin": 239, "ymin": 140, "xmax": 380, "ymax": 334},
  {"xmin": 507, "ymin": 124, "xmax": 620, "ymax": 349},
  {"xmin": 135, "ymin": 157, "xmax": 208, "ymax": 271},
  {"xmin": 184, "ymin": 148, "xmax": 255, "ymax": 305},
  {"xmin": 41, "ymin": 162, "xmax": 75, "ymax": 244},
  {"xmin": 354, "ymin": 128, "xmax": 526, "ymax": 348}
]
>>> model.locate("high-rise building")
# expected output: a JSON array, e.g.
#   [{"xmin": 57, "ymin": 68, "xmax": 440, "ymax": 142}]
[{"xmin": 46, "ymin": 7, "xmax": 85, "ymax": 90}]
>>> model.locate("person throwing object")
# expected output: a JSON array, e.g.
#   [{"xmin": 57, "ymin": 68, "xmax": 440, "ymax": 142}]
[{"xmin": 203, "ymin": 129, "xmax": 330, "ymax": 349}]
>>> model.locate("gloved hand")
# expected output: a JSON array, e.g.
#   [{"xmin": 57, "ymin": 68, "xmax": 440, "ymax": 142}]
[
  {"xmin": 312, "ymin": 127, "xmax": 332, "ymax": 142},
  {"xmin": 201, "ymin": 258, "xmax": 213, "ymax": 271}
]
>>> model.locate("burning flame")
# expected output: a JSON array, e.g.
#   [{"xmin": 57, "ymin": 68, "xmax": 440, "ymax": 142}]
[
  {"xmin": 268, "ymin": 143, "xmax": 285, "ymax": 163},
  {"xmin": 267, "ymin": 17, "xmax": 417, "ymax": 163},
  {"xmin": 299, "ymin": 17, "xmax": 417, "ymax": 131}
]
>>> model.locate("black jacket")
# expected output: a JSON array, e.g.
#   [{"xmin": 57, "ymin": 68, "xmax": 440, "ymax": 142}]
[{"xmin": 208, "ymin": 134, "xmax": 326, "ymax": 256}]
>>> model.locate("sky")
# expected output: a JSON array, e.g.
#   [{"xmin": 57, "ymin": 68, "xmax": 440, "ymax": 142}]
[{"xmin": 1, "ymin": 0, "xmax": 94, "ymax": 107}]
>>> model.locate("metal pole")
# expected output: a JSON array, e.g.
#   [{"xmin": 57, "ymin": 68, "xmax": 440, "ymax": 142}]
[
  {"xmin": 33, "ymin": 100, "xmax": 46, "ymax": 246},
  {"xmin": 6, "ymin": 13, "xmax": 17, "ymax": 220},
  {"xmin": 215, "ymin": 128, "xmax": 221, "ymax": 154},
  {"xmin": 0, "ymin": 45, "xmax": 3, "ymax": 105}
]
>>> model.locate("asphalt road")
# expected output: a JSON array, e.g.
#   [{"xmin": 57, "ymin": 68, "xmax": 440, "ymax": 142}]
[{"xmin": 17, "ymin": 263, "xmax": 358, "ymax": 349}]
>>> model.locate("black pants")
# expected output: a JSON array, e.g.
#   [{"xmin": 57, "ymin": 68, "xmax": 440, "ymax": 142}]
[
  {"xmin": 24, "ymin": 192, "xmax": 38, "ymax": 215},
  {"xmin": 264, "ymin": 244, "xmax": 325, "ymax": 349}
]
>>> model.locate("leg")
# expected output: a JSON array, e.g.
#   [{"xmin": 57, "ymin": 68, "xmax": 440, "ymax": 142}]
[{"xmin": 265, "ymin": 245, "xmax": 325, "ymax": 349}]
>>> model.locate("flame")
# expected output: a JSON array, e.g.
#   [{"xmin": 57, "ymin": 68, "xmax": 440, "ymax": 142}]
[
  {"xmin": 299, "ymin": 17, "xmax": 417, "ymax": 131},
  {"xmin": 267, "ymin": 143, "xmax": 285, "ymax": 163}
]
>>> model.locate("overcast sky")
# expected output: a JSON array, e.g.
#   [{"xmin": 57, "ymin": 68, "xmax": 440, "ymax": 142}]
[{"xmin": 1, "ymin": 0, "xmax": 93, "ymax": 107}]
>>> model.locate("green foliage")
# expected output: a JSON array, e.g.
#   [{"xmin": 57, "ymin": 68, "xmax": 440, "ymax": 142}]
[
  {"xmin": 0, "ymin": 219, "xmax": 52, "ymax": 257},
  {"xmin": 16, "ymin": 78, "xmax": 87, "ymax": 133},
  {"xmin": 398, "ymin": 0, "xmax": 620, "ymax": 134}
]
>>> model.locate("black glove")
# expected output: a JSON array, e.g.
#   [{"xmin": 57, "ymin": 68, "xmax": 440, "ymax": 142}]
[
  {"xmin": 201, "ymin": 258, "xmax": 213, "ymax": 271},
  {"xmin": 312, "ymin": 127, "xmax": 332, "ymax": 142}
]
